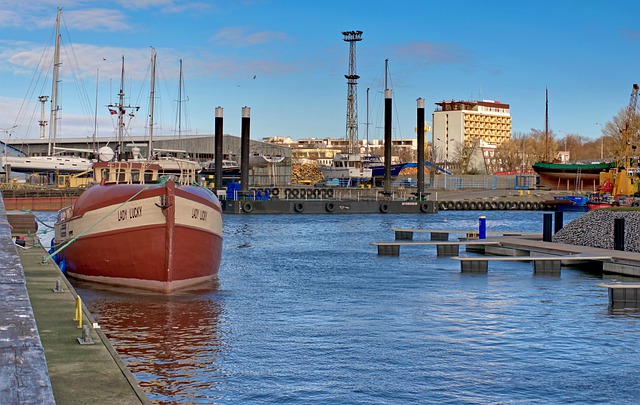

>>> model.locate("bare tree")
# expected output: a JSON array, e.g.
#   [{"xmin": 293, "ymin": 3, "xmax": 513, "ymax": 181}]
[
  {"xmin": 602, "ymin": 107, "xmax": 640, "ymax": 167},
  {"xmin": 494, "ymin": 136, "xmax": 524, "ymax": 171},
  {"xmin": 452, "ymin": 138, "xmax": 480, "ymax": 174}
]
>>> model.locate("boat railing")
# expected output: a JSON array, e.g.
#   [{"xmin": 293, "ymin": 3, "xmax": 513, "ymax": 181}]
[{"xmin": 172, "ymin": 158, "xmax": 200, "ymax": 185}]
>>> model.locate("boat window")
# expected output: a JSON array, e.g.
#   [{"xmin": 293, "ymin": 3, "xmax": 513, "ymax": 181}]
[
  {"xmin": 144, "ymin": 170, "xmax": 155, "ymax": 183},
  {"xmin": 131, "ymin": 169, "xmax": 140, "ymax": 183},
  {"xmin": 117, "ymin": 168, "xmax": 126, "ymax": 183},
  {"xmin": 101, "ymin": 168, "xmax": 110, "ymax": 182}
]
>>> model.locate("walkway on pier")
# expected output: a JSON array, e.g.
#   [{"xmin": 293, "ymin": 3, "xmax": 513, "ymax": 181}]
[{"xmin": 0, "ymin": 200, "xmax": 149, "ymax": 404}]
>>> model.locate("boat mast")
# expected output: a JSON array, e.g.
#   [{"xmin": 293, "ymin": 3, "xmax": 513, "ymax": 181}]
[
  {"xmin": 93, "ymin": 68, "xmax": 99, "ymax": 153},
  {"xmin": 366, "ymin": 87, "xmax": 370, "ymax": 156},
  {"xmin": 544, "ymin": 87, "xmax": 549, "ymax": 162},
  {"xmin": 117, "ymin": 57, "xmax": 125, "ymax": 160},
  {"xmin": 109, "ymin": 56, "xmax": 139, "ymax": 161},
  {"xmin": 177, "ymin": 59, "xmax": 183, "ymax": 142},
  {"xmin": 148, "ymin": 48, "xmax": 156, "ymax": 160},
  {"xmin": 48, "ymin": 8, "xmax": 62, "ymax": 156}
]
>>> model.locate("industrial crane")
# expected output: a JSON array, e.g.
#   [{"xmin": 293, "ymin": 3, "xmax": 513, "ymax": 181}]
[
  {"xmin": 623, "ymin": 83, "xmax": 639, "ymax": 168},
  {"xmin": 609, "ymin": 83, "xmax": 640, "ymax": 196}
]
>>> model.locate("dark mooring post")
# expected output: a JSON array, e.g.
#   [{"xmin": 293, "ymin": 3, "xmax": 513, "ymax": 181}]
[
  {"xmin": 417, "ymin": 98, "xmax": 425, "ymax": 196},
  {"xmin": 543, "ymin": 213, "xmax": 553, "ymax": 242},
  {"xmin": 240, "ymin": 106, "xmax": 250, "ymax": 193},
  {"xmin": 614, "ymin": 218, "xmax": 625, "ymax": 251},
  {"xmin": 554, "ymin": 211, "xmax": 564, "ymax": 234},
  {"xmin": 214, "ymin": 106, "xmax": 223, "ymax": 191},
  {"xmin": 383, "ymin": 88, "xmax": 392, "ymax": 195}
]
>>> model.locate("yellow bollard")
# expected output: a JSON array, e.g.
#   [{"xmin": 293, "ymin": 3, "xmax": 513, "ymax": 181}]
[
  {"xmin": 74, "ymin": 296, "xmax": 82, "ymax": 328},
  {"xmin": 519, "ymin": 190, "xmax": 523, "ymax": 196},
  {"xmin": 526, "ymin": 190, "xmax": 530, "ymax": 195}
]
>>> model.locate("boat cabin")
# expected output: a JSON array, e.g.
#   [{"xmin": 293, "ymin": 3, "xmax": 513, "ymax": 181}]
[
  {"xmin": 91, "ymin": 161, "xmax": 197, "ymax": 185},
  {"xmin": 332, "ymin": 153, "xmax": 366, "ymax": 169}
]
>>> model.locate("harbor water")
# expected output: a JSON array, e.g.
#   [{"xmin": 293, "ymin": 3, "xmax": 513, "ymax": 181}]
[{"xmin": 37, "ymin": 211, "xmax": 640, "ymax": 403}]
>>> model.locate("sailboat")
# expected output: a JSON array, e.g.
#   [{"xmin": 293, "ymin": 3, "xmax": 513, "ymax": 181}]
[
  {"xmin": 52, "ymin": 50, "xmax": 222, "ymax": 293},
  {"xmin": 1, "ymin": 9, "xmax": 94, "ymax": 174}
]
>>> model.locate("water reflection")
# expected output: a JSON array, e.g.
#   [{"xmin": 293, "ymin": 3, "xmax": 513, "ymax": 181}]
[{"xmin": 74, "ymin": 280, "xmax": 225, "ymax": 402}]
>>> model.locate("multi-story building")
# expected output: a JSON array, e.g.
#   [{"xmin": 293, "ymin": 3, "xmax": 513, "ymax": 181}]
[
  {"xmin": 262, "ymin": 136, "xmax": 418, "ymax": 165},
  {"xmin": 432, "ymin": 99, "xmax": 511, "ymax": 173}
]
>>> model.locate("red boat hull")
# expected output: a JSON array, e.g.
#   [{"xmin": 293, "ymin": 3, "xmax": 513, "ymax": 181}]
[
  {"xmin": 55, "ymin": 181, "xmax": 223, "ymax": 292},
  {"xmin": 586, "ymin": 202, "xmax": 612, "ymax": 210}
]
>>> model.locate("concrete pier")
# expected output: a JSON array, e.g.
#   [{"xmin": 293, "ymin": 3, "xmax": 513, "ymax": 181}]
[
  {"xmin": 0, "ymin": 203, "xmax": 149, "ymax": 403},
  {"xmin": 0, "ymin": 217, "xmax": 54, "ymax": 404}
]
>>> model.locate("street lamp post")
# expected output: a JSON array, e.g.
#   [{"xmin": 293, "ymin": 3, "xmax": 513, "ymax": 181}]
[{"xmin": 436, "ymin": 137, "xmax": 447, "ymax": 171}]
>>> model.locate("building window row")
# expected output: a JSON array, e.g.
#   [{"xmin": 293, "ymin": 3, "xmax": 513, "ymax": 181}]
[
  {"xmin": 464, "ymin": 114, "xmax": 511, "ymax": 124},
  {"xmin": 464, "ymin": 122, "xmax": 511, "ymax": 130}
]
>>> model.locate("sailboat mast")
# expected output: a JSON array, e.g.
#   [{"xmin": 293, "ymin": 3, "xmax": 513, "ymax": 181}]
[
  {"xmin": 544, "ymin": 87, "xmax": 549, "ymax": 162},
  {"xmin": 178, "ymin": 59, "xmax": 183, "ymax": 141},
  {"xmin": 366, "ymin": 87, "xmax": 370, "ymax": 156},
  {"xmin": 93, "ymin": 68, "xmax": 99, "ymax": 153},
  {"xmin": 48, "ymin": 8, "xmax": 62, "ymax": 156},
  {"xmin": 148, "ymin": 48, "xmax": 156, "ymax": 160}
]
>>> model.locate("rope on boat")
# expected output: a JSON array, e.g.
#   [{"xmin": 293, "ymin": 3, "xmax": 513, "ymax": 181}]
[{"xmin": 41, "ymin": 179, "xmax": 167, "ymax": 264}]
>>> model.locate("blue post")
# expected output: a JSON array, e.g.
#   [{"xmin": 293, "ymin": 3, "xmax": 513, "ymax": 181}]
[{"xmin": 479, "ymin": 216, "xmax": 486, "ymax": 239}]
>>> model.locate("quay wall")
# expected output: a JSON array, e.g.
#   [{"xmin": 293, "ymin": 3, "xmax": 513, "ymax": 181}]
[{"xmin": 0, "ymin": 196, "xmax": 55, "ymax": 403}]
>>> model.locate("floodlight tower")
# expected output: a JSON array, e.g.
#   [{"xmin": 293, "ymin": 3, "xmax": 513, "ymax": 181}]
[
  {"xmin": 38, "ymin": 96, "xmax": 49, "ymax": 140},
  {"xmin": 342, "ymin": 30, "xmax": 362, "ymax": 154}
]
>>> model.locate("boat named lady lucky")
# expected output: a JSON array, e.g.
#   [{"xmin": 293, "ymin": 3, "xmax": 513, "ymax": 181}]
[
  {"xmin": 53, "ymin": 160, "xmax": 223, "ymax": 292},
  {"xmin": 52, "ymin": 49, "xmax": 222, "ymax": 293}
]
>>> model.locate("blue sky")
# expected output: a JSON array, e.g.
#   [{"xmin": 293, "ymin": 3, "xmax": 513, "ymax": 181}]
[{"xmin": 0, "ymin": 0, "xmax": 638, "ymax": 145}]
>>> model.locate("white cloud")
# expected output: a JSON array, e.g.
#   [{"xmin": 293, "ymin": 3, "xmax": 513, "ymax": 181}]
[{"xmin": 211, "ymin": 27, "xmax": 287, "ymax": 47}]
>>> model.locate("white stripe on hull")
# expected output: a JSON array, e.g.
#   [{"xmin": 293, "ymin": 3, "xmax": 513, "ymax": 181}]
[{"xmin": 57, "ymin": 195, "xmax": 222, "ymax": 241}]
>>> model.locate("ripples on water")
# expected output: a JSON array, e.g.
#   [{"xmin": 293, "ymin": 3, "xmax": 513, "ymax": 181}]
[{"xmin": 36, "ymin": 210, "xmax": 640, "ymax": 404}]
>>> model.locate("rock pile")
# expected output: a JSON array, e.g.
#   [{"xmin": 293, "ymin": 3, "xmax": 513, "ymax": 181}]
[{"xmin": 553, "ymin": 210, "xmax": 640, "ymax": 252}]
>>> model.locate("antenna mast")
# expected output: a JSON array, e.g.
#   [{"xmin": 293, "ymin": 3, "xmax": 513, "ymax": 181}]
[{"xmin": 342, "ymin": 30, "xmax": 362, "ymax": 154}]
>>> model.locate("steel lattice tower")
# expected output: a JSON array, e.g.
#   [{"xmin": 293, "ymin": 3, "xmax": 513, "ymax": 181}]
[{"xmin": 342, "ymin": 30, "xmax": 362, "ymax": 154}]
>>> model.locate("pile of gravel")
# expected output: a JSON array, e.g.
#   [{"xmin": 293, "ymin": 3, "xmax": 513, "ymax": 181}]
[{"xmin": 553, "ymin": 210, "xmax": 640, "ymax": 252}]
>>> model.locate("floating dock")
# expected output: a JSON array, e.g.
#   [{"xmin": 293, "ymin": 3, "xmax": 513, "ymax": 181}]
[
  {"xmin": 373, "ymin": 227, "xmax": 640, "ymax": 310},
  {"xmin": 219, "ymin": 185, "xmax": 560, "ymax": 214},
  {"xmin": 222, "ymin": 198, "xmax": 438, "ymax": 214}
]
